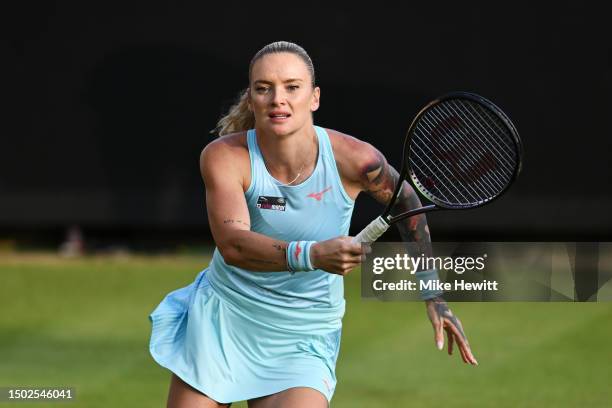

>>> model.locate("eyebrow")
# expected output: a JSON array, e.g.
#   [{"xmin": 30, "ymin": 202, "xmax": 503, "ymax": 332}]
[{"xmin": 253, "ymin": 78, "xmax": 304, "ymax": 85}]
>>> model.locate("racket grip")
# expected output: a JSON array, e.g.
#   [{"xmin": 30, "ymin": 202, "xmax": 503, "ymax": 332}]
[{"xmin": 352, "ymin": 216, "xmax": 390, "ymax": 244}]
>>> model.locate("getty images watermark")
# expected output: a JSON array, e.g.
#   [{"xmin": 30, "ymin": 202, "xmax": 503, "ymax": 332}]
[
  {"xmin": 371, "ymin": 252, "xmax": 498, "ymax": 293},
  {"xmin": 361, "ymin": 242, "xmax": 612, "ymax": 302}
]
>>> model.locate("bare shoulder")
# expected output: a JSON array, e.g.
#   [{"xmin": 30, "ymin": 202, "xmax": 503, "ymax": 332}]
[
  {"xmin": 201, "ymin": 131, "xmax": 248, "ymax": 158},
  {"xmin": 200, "ymin": 131, "xmax": 250, "ymax": 188},
  {"xmin": 324, "ymin": 127, "xmax": 382, "ymax": 186}
]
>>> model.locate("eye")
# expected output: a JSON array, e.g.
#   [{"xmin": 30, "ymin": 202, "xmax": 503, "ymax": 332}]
[
  {"xmin": 255, "ymin": 86, "xmax": 269, "ymax": 94},
  {"xmin": 287, "ymin": 85, "xmax": 299, "ymax": 91}
]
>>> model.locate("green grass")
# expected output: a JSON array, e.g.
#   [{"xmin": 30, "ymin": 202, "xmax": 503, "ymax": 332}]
[{"xmin": 0, "ymin": 252, "xmax": 611, "ymax": 407}]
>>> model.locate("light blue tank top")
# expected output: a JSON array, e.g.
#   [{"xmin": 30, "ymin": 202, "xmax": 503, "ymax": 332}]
[{"xmin": 206, "ymin": 126, "xmax": 355, "ymax": 331}]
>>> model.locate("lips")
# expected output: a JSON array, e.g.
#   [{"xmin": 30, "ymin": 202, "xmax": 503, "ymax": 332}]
[{"xmin": 268, "ymin": 112, "xmax": 291, "ymax": 123}]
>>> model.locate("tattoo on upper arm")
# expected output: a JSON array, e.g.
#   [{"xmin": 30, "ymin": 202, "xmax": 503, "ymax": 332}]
[
  {"xmin": 362, "ymin": 150, "xmax": 398, "ymax": 204},
  {"xmin": 223, "ymin": 219, "xmax": 251, "ymax": 228}
]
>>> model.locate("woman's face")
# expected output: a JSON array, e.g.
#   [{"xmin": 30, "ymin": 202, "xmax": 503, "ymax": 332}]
[{"xmin": 248, "ymin": 52, "xmax": 320, "ymax": 136}]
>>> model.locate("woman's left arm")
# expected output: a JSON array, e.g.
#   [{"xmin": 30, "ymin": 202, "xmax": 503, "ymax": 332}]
[{"xmin": 333, "ymin": 131, "xmax": 478, "ymax": 365}]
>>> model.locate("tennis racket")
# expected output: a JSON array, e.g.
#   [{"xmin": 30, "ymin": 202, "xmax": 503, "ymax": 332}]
[{"xmin": 353, "ymin": 91, "xmax": 522, "ymax": 244}]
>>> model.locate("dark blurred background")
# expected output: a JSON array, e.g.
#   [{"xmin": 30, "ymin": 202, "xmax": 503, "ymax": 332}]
[{"xmin": 2, "ymin": 2, "xmax": 610, "ymax": 250}]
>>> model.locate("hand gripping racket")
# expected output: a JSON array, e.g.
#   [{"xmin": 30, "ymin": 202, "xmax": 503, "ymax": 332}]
[{"xmin": 353, "ymin": 92, "xmax": 523, "ymax": 244}]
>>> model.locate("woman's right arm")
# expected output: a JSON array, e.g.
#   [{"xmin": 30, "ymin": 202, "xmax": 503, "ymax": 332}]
[
  {"xmin": 201, "ymin": 140, "xmax": 288, "ymax": 271},
  {"xmin": 200, "ymin": 140, "xmax": 363, "ymax": 274}
]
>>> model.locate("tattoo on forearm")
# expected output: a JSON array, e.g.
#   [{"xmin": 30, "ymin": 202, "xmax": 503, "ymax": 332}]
[
  {"xmin": 395, "ymin": 180, "xmax": 432, "ymax": 257},
  {"xmin": 362, "ymin": 150, "xmax": 432, "ymax": 257},
  {"xmin": 273, "ymin": 243, "xmax": 287, "ymax": 255},
  {"xmin": 432, "ymin": 297, "xmax": 467, "ymax": 341},
  {"xmin": 246, "ymin": 258, "xmax": 282, "ymax": 266},
  {"xmin": 223, "ymin": 219, "xmax": 251, "ymax": 228}
]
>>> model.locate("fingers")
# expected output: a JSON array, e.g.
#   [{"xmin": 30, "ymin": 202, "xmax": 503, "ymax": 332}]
[
  {"xmin": 445, "ymin": 326, "xmax": 469, "ymax": 363},
  {"xmin": 347, "ymin": 242, "xmax": 365, "ymax": 256},
  {"xmin": 457, "ymin": 338, "xmax": 470, "ymax": 364},
  {"xmin": 445, "ymin": 322, "xmax": 478, "ymax": 365},
  {"xmin": 342, "ymin": 254, "xmax": 364, "ymax": 271},
  {"xmin": 318, "ymin": 238, "xmax": 375, "ymax": 276},
  {"xmin": 360, "ymin": 244, "xmax": 372, "ymax": 262},
  {"xmin": 338, "ymin": 240, "xmax": 369, "ymax": 274},
  {"xmin": 434, "ymin": 314, "xmax": 444, "ymax": 351},
  {"xmin": 342, "ymin": 237, "xmax": 372, "ymax": 256},
  {"xmin": 429, "ymin": 298, "xmax": 478, "ymax": 366},
  {"xmin": 461, "ymin": 343, "xmax": 478, "ymax": 366},
  {"xmin": 331, "ymin": 260, "xmax": 362, "ymax": 276}
]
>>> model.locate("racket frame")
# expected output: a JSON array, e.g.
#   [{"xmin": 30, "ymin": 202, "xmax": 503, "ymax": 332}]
[{"xmin": 382, "ymin": 91, "xmax": 522, "ymax": 225}]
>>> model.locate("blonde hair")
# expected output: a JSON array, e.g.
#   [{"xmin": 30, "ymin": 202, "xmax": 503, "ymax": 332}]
[{"xmin": 212, "ymin": 41, "xmax": 316, "ymax": 136}]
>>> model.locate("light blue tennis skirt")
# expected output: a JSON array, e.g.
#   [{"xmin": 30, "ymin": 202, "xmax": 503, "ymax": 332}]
[{"xmin": 149, "ymin": 269, "xmax": 343, "ymax": 403}]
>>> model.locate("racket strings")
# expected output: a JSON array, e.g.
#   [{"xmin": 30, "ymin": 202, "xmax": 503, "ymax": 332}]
[
  {"xmin": 417, "ymin": 109, "xmax": 512, "ymax": 200},
  {"xmin": 410, "ymin": 139, "xmax": 468, "ymax": 203},
  {"xmin": 458, "ymin": 101, "xmax": 519, "ymax": 176},
  {"xmin": 435, "ymin": 103, "xmax": 512, "ymax": 181},
  {"xmin": 439, "ymin": 104, "xmax": 515, "ymax": 194},
  {"xmin": 412, "ymin": 124, "xmax": 487, "ymax": 202},
  {"xmin": 409, "ymin": 98, "xmax": 519, "ymax": 207},
  {"xmin": 449, "ymin": 101, "xmax": 516, "ymax": 169},
  {"xmin": 432, "ymin": 105, "xmax": 511, "ymax": 189},
  {"xmin": 416, "ymin": 114, "xmax": 502, "ymax": 199},
  {"xmin": 429, "ymin": 100, "xmax": 517, "ymax": 198},
  {"xmin": 415, "ymin": 110, "xmax": 503, "ymax": 202}
]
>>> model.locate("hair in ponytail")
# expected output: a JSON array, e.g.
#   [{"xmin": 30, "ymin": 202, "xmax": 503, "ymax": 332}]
[
  {"xmin": 212, "ymin": 41, "xmax": 316, "ymax": 136},
  {"xmin": 212, "ymin": 88, "xmax": 254, "ymax": 136}
]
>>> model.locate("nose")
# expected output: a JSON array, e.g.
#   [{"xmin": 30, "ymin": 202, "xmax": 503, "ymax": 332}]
[{"xmin": 270, "ymin": 87, "xmax": 287, "ymax": 106}]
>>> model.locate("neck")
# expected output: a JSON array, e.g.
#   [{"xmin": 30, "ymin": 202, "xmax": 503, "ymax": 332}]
[{"xmin": 256, "ymin": 125, "xmax": 318, "ymax": 183}]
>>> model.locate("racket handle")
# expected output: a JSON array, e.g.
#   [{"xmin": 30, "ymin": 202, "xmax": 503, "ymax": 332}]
[{"xmin": 352, "ymin": 216, "xmax": 390, "ymax": 244}]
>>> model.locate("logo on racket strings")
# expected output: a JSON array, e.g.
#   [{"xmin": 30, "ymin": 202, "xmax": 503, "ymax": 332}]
[{"xmin": 429, "ymin": 115, "xmax": 499, "ymax": 184}]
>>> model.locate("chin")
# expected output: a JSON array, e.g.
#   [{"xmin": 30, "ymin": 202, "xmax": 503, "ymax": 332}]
[{"xmin": 264, "ymin": 122, "xmax": 298, "ymax": 137}]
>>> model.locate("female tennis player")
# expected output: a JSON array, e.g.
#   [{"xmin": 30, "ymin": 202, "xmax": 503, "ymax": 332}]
[{"xmin": 149, "ymin": 41, "xmax": 477, "ymax": 408}]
